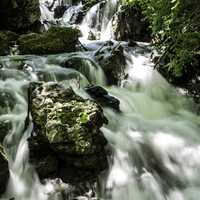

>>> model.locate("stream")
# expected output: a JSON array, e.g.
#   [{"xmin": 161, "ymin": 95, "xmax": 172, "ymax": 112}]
[{"xmin": 1, "ymin": 0, "xmax": 200, "ymax": 200}]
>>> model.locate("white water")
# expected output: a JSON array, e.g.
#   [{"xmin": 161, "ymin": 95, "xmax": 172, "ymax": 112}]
[{"xmin": 1, "ymin": 0, "xmax": 200, "ymax": 200}]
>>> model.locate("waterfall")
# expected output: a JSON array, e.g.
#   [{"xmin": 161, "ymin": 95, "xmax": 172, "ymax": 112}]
[{"xmin": 1, "ymin": 0, "xmax": 200, "ymax": 200}]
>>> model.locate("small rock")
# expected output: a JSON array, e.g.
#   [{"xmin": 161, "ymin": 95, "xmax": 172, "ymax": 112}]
[{"xmin": 85, "ymin": 85, "xmax": 120, "ymax": 111}]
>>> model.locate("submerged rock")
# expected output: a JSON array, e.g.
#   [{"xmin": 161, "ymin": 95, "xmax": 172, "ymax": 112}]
[
  {"xmin": 0, "ymin": 145, "xmax": 9, "ymax": 196},
  {"xmin": 18, "ymin": 27, "xmax": 80, "ymax": 55},
  {"xmin": 0, "ymin": 31, "xmax": 18, "ymax": 56},
  {"xmin": 29, "ymin": 82, "xmax": 108, "ymax": 183},
  {"xmin": 0, "ymin": 0, "xmax": 41, "ymax": 33}
]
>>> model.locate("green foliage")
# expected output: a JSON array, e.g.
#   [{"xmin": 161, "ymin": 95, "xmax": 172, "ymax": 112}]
[{"xmin": 124, "ymin": 0, "xmax": 200, "ymax": 81}]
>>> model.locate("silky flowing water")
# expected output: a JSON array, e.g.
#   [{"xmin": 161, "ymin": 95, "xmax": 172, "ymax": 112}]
[{"xmin": 0, "ymin": 0, "xmax": 200, "ymax": 200}]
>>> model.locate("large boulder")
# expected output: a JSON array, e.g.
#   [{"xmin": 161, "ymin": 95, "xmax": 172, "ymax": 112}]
[
  {"xmin": 0, "ymin": 0, "xmax": 41, "ymax": 33},
  {"xmin": 0, "ymin": 145, "xmax": 9, "ymax": 196},
  {"xmin": 18, "ymin": 27, "xmax": 80, "ymax": 54},
  {"xmin": 112, "ymin": 5, "xmax": 151, "ymax": 43},
  {"xmin": 29, "ymin": 82, "xmax": 108, "ymax": 183}
]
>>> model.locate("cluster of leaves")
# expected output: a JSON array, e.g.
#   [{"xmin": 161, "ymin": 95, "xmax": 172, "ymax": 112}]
[{"xmin": 124, "ymin": 0, "xmax": 200, "ymax": 82}]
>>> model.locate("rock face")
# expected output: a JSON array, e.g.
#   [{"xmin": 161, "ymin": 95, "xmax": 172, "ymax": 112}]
[
  {"xmin": 112, "ymin": 6, "xmax": 151, "ymax": 43},
  {"xmin": 18, "ymin": 27, "xmax": 80, "ymax": 55},
  {"xmin": 0, "ymin": 31, "xmax": 18, "ymax": 56},
  {"xmin": 0, "ymin": 0, "xmax": 41, "ymax": 33},
  {"xmin": 95, "ymin": 41, "xmax": 126, "ymax": 85},
  {"xmin": 29, "ymin": 82, "xmax": 108, "ymax": 183},
  {"xmin": 0, "ymin": 145, "xmax": 9, "ymax": 196}
]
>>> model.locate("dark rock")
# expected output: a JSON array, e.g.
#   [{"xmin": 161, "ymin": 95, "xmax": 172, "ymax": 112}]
[
  {"xmin": 18, "ymin": 27, "xmax": 80, "ymax": 55},
  {"xmin": 94, "ymin": 41, "xmax": 126, "ymax": 85},
  {"xmin": 0, "ymin": 145, "xmax": 9, "ymax": 196},
  {"xmin": 112, "ymin": 5, "xmax": 151, "ymax": 42},
  {"xmin": 54, "ymin": 5, "xmax": 68, "ymax": 19},
  {"xmin": 29, "ymin": 82, "xmax": 108, "ymax": 183},
  {"xmin": 0, "ymin": 120, "xmax": 12, "ymax": 143},
  {"xmin": 85, "ymin": 85, "xmax": 120, "ymax": 111},
  {"xmin": 0, "ymin": 89, "xmax": 16, "ymax": 114},
  {"xmin": 0, "ymin": 31, "xmax": 18, "ymax": 56},
  {"xmin": 28, "ymin": 135, "xmax": 58, "ymax": 180},
  {"xmin": 0, "ymin": 0, "xmax": 41, "ymax": 33}
]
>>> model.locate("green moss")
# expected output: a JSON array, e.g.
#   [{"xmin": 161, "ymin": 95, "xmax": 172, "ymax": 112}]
[
  {"xmin": 80, "ymin": 112, "xmax": 89, "ymax": 124},
  {"xmin": 18, "ymin": 27, "xmax": 80, "ymax": 55}
]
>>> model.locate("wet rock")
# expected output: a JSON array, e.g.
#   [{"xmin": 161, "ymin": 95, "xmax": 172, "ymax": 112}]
[
  {"xmin": 112, "ymin": 5, "xmax": 151, "ymax": 43},
  {"xmin": 29, "ymin": 82, "xmax": 108, "ymax": 183},
  {"xmin": 0, "ymin": 120, "xmax": 12, "ymax": 143},
  {"xmin": 85, "ymin": 85, "xmax": 120, "ymax": 111},
  {"xmin": 0, "ymin": 145, "xmax": 9, "ymax": 196},
  {"xmin": 82, "ymin": 0, "xmax": 102, "ymax": 10},
  {"xmin": 18, "ymin": 27, "xmax": 80, "ymax": 55},
  {"xmin": 94, "ymin": 41, "xmax": 126, "ymax": 85},
  {"xmin": 0, "ymin": 0, "xmax": 41, "ymax": 33},
  {"xmin": 0, "ymin": 89, "xmax": 16, "ymax": 114},
  {"xmin": 0, "ymin": 31, "xmax": 18, "ymax": 56},
  {"xmin": 54, "ymin": 5, "xmax": 68, "ymax": 19}
]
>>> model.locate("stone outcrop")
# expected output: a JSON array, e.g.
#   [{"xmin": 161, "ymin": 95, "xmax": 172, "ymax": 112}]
[
  {"xmin": 18, "ymin": 27, "xmax": 80, "ymax": 55},
  {"xmin": 29, "ymin": 82, "xmax": 108, "ymax": 183}
]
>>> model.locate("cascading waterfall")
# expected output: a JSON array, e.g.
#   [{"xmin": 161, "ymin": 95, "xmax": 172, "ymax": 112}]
[{"xmin": 1, "ymin": 0, "xmax": 200, "ymax": 200}]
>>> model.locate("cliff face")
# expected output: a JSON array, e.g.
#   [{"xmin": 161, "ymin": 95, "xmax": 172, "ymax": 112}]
[{"xmin": 0, "ymin": 0, "xmax": 41, "ymax": 33}]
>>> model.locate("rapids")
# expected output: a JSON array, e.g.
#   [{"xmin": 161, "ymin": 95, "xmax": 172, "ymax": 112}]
[{"xmin": 0, "ymin": 0, "xmax": 200, "ymax": 200}]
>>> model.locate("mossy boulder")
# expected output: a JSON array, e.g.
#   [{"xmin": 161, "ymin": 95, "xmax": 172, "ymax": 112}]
[
  {"xmin": 0, "ymin": 145, "xmax": 9, "ymax": 196},
  {"xmin": 0, "ymin": 0, "xmax": 40, "ymax": 33},
  {"xmin": 29, "ymin": 82, "xmax": 108, "ymax": 182},
  {"xmin": 18, "ymin": 27, "xmax": 80, "ymax": 55},
  {"xmin": 0, "ymin": 31, "xmax": 18, "ymax": 55}
]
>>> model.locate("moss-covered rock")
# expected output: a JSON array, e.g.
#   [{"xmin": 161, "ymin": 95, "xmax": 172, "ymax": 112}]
[
  {"xmin": 29, "ymin": 82, "xmax": 108, "ymax": 182},
  {"xmin": 31, "ymin": 82, "xmax": 107, "ymax": 154},
  {"xmin": 18, "ymin": 27, "xmax": 80, "ymax": 55},
  {"xmin": 0, "ymin": 144, "xmax": 9, "ymax": 196},
  {"xmin": 0, "ymin": 31, "xmax": 18, "ymax": 55},
  {"xmin": 0, "ymin": 0, "xmax": 40, "ymax": 33}
]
